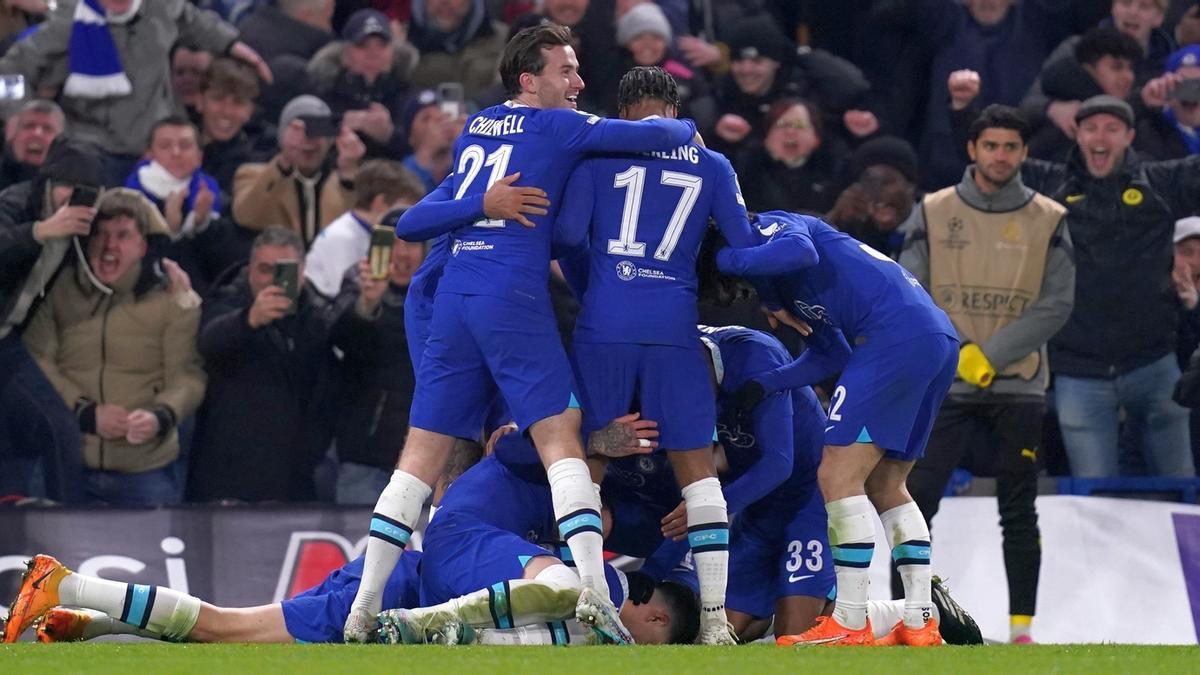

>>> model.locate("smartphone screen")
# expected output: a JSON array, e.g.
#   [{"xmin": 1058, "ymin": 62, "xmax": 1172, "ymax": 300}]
[
  {"xmin": 273, "ymin": 259, "xmax": 300, "ymax": 313},
  {"xmin": 369, "ymin": 227, "xmax": 395, "ymax": 280},
  {"xmin": 0, "ymin": 74, "xmax": 25, "ymax": 100},
  {"xmin": 299, "ymin": 115, "xmax": 339, "ymax": 138}
]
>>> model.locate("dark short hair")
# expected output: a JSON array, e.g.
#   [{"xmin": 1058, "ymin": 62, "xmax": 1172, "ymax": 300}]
[
  {"xmin": 201, "ymin": 57, "xmax": 260, "ymax": 101},
  {"xmin": 353, "ymin": 160, "xmax": 425, "ymax": 210},
  {"xmin": 967, "ymin": 104, "xmax": 1031, "ymax": 143},
  {"xmin": 499, "ymin": 23, "xmax": 574, "ymax": 97},
  {"xmin": 617, "ymin": 66, "xmax": 681, "ymax": 112},
  {"xmin": 656, "ymin": 581, "xmax": 701, "ymax": 645},
  {"xmin": 1075, "ymin": 26, "xmax": 1143, "ymax": 67},
  {"xmin": 148, "ymin": 114, "xmax": 199, "ymax": 149},
  {"xmin": 252, "ymin": 225, "xmax": 304, "ymax": 255}
]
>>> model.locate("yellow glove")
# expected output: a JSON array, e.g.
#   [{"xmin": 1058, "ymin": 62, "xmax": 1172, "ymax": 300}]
[{"xmin": 957, "ymin": 343, "xmax": 995, "ymax": 388}]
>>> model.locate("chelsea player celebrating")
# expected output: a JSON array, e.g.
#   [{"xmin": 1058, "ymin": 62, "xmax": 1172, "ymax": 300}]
[
  {"xmin": 718, "ymin": 211, "xmax": 958, "ymax": 647},
  {"xmin": 555, "ymin": 66, "xmax": 758, "ymax": 645},
  {"xmin": 345, "ymin": 24, "xmax": 701, "ymax": 643}
]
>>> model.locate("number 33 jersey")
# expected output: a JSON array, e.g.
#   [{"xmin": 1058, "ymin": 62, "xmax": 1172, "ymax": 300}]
[
  {"xmin": 559, "ymin": 142, "xmax": 757, "ymax": 347},
  {"xmin": 436, "ymin": 102, "xmax": 696, "ymax": 311}
]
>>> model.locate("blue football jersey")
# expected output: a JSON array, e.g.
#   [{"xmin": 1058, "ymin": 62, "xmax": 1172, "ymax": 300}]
[
  {"xmin": 432, "ymin": 102, "xmax": 696, "ymax": 310},
  {"xmin": 717, "ymin": 211, "xmax": 955, "ymax": 347},
  {"xmin": 702, "ymin": 325, "xmax": 824, "ymax": 513},
  {"xmin": 558, "ymin": 143, "xmax": 756, "ymax": 346}
]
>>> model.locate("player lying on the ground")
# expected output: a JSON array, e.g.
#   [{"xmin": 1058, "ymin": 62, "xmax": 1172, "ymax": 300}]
[
  {"xmin": 716, "ymin": 210, "xmax": 959, "ymax": 647},
  {"xmin": 12, "ymin": 547, "xmax": 692, "ymax": 646}
]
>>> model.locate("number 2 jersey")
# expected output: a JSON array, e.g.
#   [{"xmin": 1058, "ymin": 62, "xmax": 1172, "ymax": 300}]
[
  {"xmin": 557, "ymin": 141, "xmax": 757, "ymax": 346},
  {"xmin": 433, "ymin": 102, "xmax": 697, "ymax": 312}
]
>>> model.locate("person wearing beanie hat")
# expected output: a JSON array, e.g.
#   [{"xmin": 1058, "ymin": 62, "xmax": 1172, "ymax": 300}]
[
  {"xmin": 617, "ymin": 3, "xmax": 672, "ymax": 48},
  {"xmin": 1135, "ymin": 45, "xmax": 1200, "ymax": 159},
  {"xmin": 233, "ymin": 94, "xmax": 365, "ymax": 250},
  {"xmin": 614, "ymin": 3, "xmax": 716, "ymax": 132},
  {"xmin": 0, "ymin": 134, "xmax": 109, "ymax": 505},
  {"xmin": 1013, "ymin": 76, "xmax": 1200, "ymax": 482},
  {"xmin": 823, "ymin": 135, "xmax": 919, "ymax": 259}
]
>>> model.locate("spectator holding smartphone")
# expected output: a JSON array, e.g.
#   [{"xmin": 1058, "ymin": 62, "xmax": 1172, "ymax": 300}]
[
  {"xmin": 304, "ymin": 160, "xmax": 424, "ymax": 299},
  {"xmin": 233, "ymin": 95, "xmax": 366, "ymax": 250},
  {"xmin": 0, "ymin": 135, "xmax": 104, "ymax": 503},
  {"xmin": 187, "ymin": 226, "xmax": 338, "ymax": 502}
]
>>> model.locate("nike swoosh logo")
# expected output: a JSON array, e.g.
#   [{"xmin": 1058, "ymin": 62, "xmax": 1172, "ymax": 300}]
[
  {"xmin": 30, "ymin": 570, "xmax": 51, "ymax": 590},
  {"xmin": 824, "ymin": 426, "xmax": 834, "ymax": 432},
  {"xmin": 788, "ymin": 573, "xmax": 814, "ymax": 583}
]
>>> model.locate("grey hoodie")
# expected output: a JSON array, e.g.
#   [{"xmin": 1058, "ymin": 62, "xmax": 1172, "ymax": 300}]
[{"xmin": 900, "ymin": 167, "xmax": 1076, "ymax": 399}]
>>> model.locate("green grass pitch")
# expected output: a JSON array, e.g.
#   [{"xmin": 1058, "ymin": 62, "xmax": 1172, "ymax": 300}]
[{"xmin": 3, "ymin": 644, "xmax": 1197, "ymax": 674}]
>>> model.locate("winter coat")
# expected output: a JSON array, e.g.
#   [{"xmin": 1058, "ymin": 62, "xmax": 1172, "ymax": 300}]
[
  {"xmin": 407, "ymin": 0, "xmax": 506, "ymax": 102},
  {"xmin": 734, "ymin": 137, "xmax": 847, "ymax": 215},
  {"xmin": 0, "ymin": 0, "xmax": 239, "ymax": 156},
  {"xmin": 21, "ymin": 189, "xmax": 206, "ymax": 473},
  {"xmin": 231, "ymin": 156, "xmax": 355, "ymax": 250},
  {"xmin": 1022, "ymin": 151, "xmax": 1200, "ymax": 377},
  {"xmin": 187, "ymin": 265, "xmax": 337, "ymax": 502}
]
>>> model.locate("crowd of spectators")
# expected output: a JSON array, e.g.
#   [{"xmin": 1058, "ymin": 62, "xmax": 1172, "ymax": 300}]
[{"xmin": 0, "ymin": 0, "xmax": 1199, "ymax": 506}]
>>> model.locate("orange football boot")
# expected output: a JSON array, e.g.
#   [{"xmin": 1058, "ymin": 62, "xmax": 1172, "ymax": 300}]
[
  {"xmin": 876, "ymin": 618, "xmax": 944, "ymax": 647},
  {"xmin": 2, "ymin": 555, "xmax": 71, "ymax": 643},
  {"xmin": 35, "ymin": 608, "xmax": 95, "ymax": 643},
  {"xmin": 776, "ymin": 615, "xmax": 876, "ymax": 646}
]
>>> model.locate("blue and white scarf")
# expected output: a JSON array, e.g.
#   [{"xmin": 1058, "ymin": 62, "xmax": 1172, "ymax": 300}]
[
  {"xmin": 63, "ymin": 0, "xmax": 139, "ymax": 99},
  {"xmin": 125, "ymin": 159, "xmax": 222, "ymax": 238}
]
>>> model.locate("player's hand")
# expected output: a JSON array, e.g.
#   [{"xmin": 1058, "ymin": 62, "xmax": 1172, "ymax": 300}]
[
  {"xmin": 485, "ymin": 421, "xmax": 519, "ymax": 455},
  {"xmin": 714, "ymin": 114, "xmax": 752, "ymax": 144},
  {"xmin": 1175, "ymin": 258, "xmax": 1199, "ymax": 310},
  {"xmin": 948, "ymin": 69, "xmax": 982, "ymax": 111},
  {"xmin": 842, "ymin": 110, "xmax": 879, "ymax": 138},
  {"xmin": 96, "ymin": 404, "xmax": 130, "ymax": 440},
  {"xmin": 482, "ymin": 172, "xmax": 549, "ymax": 228},
  {"xmin": 33, "ymin": 204, "xmax": 95, "ymax": 242},
  {"xmin": 355, "ymin": 260, "xmax": 388, "ymax": 317},
  {"xmin": 771, "ymin": 308, "xmax": 812, "ymax": 336},
  {"xmin": 661, "ymin": 501, "xmax": 688, "ymax": 541},
  {"xmin": 248, "ymin": 285, "xmax": 291, "ymax": 328},
  {"xmin": 1046, "ymin": 100, "xmax": 1080, "ymax": 139},
  {"xmin": 587, "ymin": 412, "xmax": 659, "ymax": 458},
  {"xmin": 125, "ymin": 409, "xmax": 161, "ymax": 445}
]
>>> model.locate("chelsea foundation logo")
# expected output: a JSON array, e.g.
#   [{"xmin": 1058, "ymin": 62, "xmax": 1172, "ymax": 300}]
[{"xmin": 616, "ymin": 260, "xmax": 637, "ymax": 281}]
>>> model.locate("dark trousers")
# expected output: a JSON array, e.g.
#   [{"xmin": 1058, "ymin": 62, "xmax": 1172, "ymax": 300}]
[
  {"xmin": 0, "ymin": 332, "xmax": 84, "ymax": 502},
  {"xmin": 896, "ymin": 398, "xmax": 1043, "ymax": 617}
]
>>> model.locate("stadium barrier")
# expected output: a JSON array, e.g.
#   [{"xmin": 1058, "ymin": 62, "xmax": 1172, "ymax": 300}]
[{"xmin": 1, "ymin": 497, "xmax": 1197, "ymax": 645}]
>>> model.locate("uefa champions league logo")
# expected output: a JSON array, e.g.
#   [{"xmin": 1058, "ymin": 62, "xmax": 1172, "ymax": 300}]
[{"xmin": 616, "ymin": 260, "xmax": 637, "ymax": 281}]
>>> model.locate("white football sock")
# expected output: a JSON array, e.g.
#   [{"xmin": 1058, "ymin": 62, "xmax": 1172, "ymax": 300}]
[
  {"xmin": 58, "ymin": 572, "xmax": 200, "ymax": 640},
  {"xmin": 416, "ymin": 563, "xmax": 582, "ymax": 629},
  {"xmin": 681, "ymin": 477, "xmax": 729, "ymax": 624},
  {"xmin": 880, "ymin": 501, "xmax": 933, "ymax": 629},
  {"xmin": 547, "ymin": 458, "xmax": 609, "ymax": 600},
  {"xmin": 350, "ymin": 470, "xmax": 431, "ymax": 617},
  {"xmin": 827, "ymin": 495, "xmax": 876, "ymax": 630}
]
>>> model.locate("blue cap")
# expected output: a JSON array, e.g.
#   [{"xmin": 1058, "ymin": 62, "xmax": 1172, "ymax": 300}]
[
  {"xmin": 1167, "ymin": 45, "xmax": 1200, "ymax": 73},
  {"xmin": 343, "ymin": 9, "xmax": 390, "ymax": 44}
]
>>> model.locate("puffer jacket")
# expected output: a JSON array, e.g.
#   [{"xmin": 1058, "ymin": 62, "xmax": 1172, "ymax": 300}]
[
  {"xmin": 21, "ymin": 189, "xmax": 206, "ymax": 472},
  {"xmin": 1022, "ymin": 151, "xmax": 1200, "ymax": 377},
  {"xmin": 0, "ymin": 0, "xmax": 238, "ymax": 156}
]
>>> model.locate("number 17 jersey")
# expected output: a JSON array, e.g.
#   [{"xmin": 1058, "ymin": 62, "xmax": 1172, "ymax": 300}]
[
  {"xmin": 436, "ymin": 102, "xmax": 697, "ymax": 311},
  {"xmin": 560, "ymin": 142, "xmax": 756, "ymax": 346}
]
